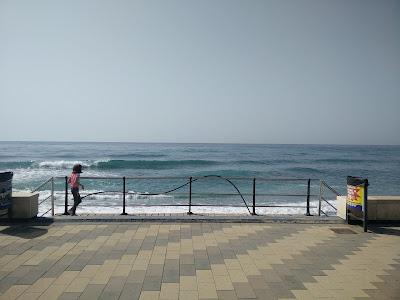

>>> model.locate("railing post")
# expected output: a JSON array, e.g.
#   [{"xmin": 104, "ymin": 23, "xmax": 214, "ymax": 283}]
[
  {"xmin": 305, "ymin": 178, "xmax": 312, "ymax": 216},
  {"xmin": 251, "ymin": 178, "xmax": 257, "ymax": 215},
  {"xmin": 187, "ymin": 177, "xmax": 193, "ymax": 215},
  {"xmin": 51, "ymin": 177, "xmax": 55, "ymax": 216},
  {"xmin": 63, "ymin": 176, "xmax": 69, "ymax": 215},
  {"xmin": 318, "ymin": 180, "xmax": 323, "ymax": 216},
  {"xmin": 363, "ymin": 180, "xmax": 368, "ymax": 232},
  {"xmin": 121, "ymin": 177, "xmax": 127, "ymax": 215}
]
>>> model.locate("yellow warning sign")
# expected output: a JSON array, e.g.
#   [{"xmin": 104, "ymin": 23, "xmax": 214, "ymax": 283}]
[{"xmin": 347, "ymin": 184, "xmax": 364, "ymax": 211}]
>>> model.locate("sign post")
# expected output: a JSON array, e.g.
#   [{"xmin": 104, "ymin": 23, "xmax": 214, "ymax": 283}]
[{"xmin": 346, "ymin": 176, "xmax": 369, "ymax": 232}]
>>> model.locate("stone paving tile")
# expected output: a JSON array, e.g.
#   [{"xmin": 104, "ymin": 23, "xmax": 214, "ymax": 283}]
[
  {"xmin": 139, "ymin": 290, "xmax": 160, "ymax": 300},
  {"xmin": 180, "ymin": 276, "xmax": 197, "ymax": 291},
  {"xmin": 119, "ymin": 282, "xmax": 142, "ymax": 300},
  {"xmin": 356, "ymin": 289, "xmax": 393, "ymax": 300},
  {"xmin": 180, "ymin": 264, "xmax": 196, "ymax": 276},
  {"xmin": 146, "ymin": 264, "xmax": 164, "ymax": 277},
  {"xmin": 7, "ymin": 265, "xmax": 32, "ymax": 279},
  {"xmin": 127, "ymin": 270, "xmax": 147, "ymax": 284},
  {"xmin": 162, "ymin": 260, "xmax": 180, "ymax": 283},
  {"xmin": 267, "ymin": 281, "xmax": 296, "ymax": 299},
  {"xmin": 0, "ymin": 284, "xmax": 29, "ymax": 299},
  {"xmin": 180, "ymin": 254, "xmax": 194, "ymax": 265},
  {"xmin": 217, "ymin": 290, "xmax": 238, "ymax": 300},
  {"xmin": 179, "ymin": 290, "xmax": 199, "ymax": 300},
  {"xmin": 247, "ymin": 275, "xmax": 268, "ymax": 290},
  {"xmin": 232, "ymin": 282, "xmax": 257, "ymax": 299},
  {"xmin": 14, "ymin": 292, "xmax": 42, "ymax": 300},
  {"xmin": 159, "ymin": 282, "xmax": 179, "ymax": 300},
  {"xmin": 0, "ymin": 223, "xmax": 399, "ymax": 299},
  {"xmin": 0, "ymin": 276, "xmax": 19, "ymax": 294},
  {"xmin": 98, "ymin": 276, "xmax": 126, "ymax": 299},
  {"xmin": 253, "ymin": 288, "xmax": 278, "ymax": 300},
  {"xmin": 79, "ymin": 283, "xmax": 106, "ymax": 300},
  {"xmin": 142, "ymin": 276, "xmax": 162, "ymax": 291}
]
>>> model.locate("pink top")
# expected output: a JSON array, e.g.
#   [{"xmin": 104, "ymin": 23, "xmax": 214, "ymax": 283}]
[{"xmin": 68, "ymin": 173, "xmax": 80, "ymax": 188}]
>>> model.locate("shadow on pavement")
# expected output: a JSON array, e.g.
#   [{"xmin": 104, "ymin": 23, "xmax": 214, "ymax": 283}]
[
  {"xmin": 369, "ymin": 226, "xmax": 400, "ymax": 237},
  {"xmin": 0, "ymin": 226, "xmax": 48, "ymax": 239}
]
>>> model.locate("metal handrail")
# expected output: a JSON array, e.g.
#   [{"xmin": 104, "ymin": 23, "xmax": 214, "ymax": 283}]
[
  {"xmin": 321, "ymin": 196, "xmax": 338, "ymax": 211},
  {"xmin": 321, "ymin": 180, "xmax": 341, "ymax": 196},
  {"xmin": 40, "ymin": 207, "xmax": 52, "ymax": 217},
  {"xmin": 34, "ymin": 175, "xmax": 326, "ymax": 217},
  {"xmin": 126, "ymin": 192, "xmax": 320, "ymax": 197},
  {"xmin": 54, "ymin": 203, "xmax": 318, "ymax": 208},
  {"xmin": 32, "ymin": 177, "xmax": 53, "ymax": 192},
  {"xmin": 318, "ymin": 180, "xmax": 339, "ymax": 216},
  {"xmin": 39, "ymin": 195, "xmax": 51, "ymax": 205},
  {"xmin": 32, "ymin": 177, "xmax": 55, "ymax": 216}
]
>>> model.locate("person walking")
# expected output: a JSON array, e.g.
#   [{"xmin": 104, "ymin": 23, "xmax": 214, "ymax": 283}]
[{"xmin": 67, "ymin": 163, "xmax": 84, "ymax": 215}]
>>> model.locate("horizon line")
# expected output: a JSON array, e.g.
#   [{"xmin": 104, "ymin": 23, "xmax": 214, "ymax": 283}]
[{"xmin": 1, "ymin": 140, "xmax": 399, "ymax": 147}]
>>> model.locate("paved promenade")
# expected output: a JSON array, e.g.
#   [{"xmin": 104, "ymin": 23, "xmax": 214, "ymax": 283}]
[{"xmin": 0, "ymin": 222, "xmax": 399, "ymax": 299}]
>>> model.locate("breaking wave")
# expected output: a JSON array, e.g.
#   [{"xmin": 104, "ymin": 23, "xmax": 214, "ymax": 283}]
[{"xmin": 1, "ymin": 159, "xmax": 221, "ymax": 171}]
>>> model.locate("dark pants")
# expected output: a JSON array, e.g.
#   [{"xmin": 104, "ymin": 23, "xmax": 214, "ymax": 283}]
[{"xmin": 70, "ymin": 187, "xmax": 81, "ymax": 214}]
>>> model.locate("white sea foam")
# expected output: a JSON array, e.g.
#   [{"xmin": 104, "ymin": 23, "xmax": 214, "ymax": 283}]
[
  {"xmin": 37, "ymin": 160, "xmax": 91, "ymax": 169},
  {"xmin": 11, "ymin": 167, "xmax": 117, "ymax": 185},
  {"xmin": 38, "ymin": 203, "xmax": 336, "ymax": 216},
  {"xmin": 32, "ymin": 159, "xmax": 116, "ymax": 169}
]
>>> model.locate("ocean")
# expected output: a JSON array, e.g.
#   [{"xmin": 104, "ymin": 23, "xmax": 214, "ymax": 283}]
[{"xmin": 1, "ymin": 141, "xmax": 399, "ymax": 216}]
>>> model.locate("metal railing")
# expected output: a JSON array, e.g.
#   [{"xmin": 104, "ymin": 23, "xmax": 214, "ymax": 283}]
[
  {"xmin": 32, "ymin": 177, "xmax": 55, "ymax": 216},
  {"xmin": 32, "ymin": 175, "xmax": 341, "ymax": 217},
  {"xmin": 318, "ymin": 180, "xmax": 341, "ymax": 216}
]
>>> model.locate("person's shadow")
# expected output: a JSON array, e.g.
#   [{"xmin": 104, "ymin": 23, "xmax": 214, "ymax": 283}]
[{"xmin": 0, "ymin": 226, "xmax": 48, "ymax": 239}]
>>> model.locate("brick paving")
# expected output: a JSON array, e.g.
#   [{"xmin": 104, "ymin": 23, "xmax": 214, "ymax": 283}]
[{"xmin": 0, "ymin": 223, "xmax": 399, "ymax": 299}]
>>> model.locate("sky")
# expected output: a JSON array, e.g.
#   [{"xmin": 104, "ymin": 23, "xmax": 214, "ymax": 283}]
[{"xmin": 0, "ymin": 0, "xmax": 399, "ymax": 145}]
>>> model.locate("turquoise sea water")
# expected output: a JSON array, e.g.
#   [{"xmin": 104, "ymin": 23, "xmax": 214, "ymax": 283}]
[{"xmin": 1, "ymin": 142, "xmax": 399, "ymax": 214}]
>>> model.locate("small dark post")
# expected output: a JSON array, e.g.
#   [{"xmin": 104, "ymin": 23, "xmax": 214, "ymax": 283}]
[
  {"xmin": 121, "ymin": 177, "xmax": 127, "ymax": 215},
  {"xmin": 363, "ymin": 179, "xmax": 369, "ymax": 232},
  {"xmin": 305, "ymin": 178, "xmax": 312, "ymax": 216},
  {"xmin": 63, "ymin": 176, "xmax": 69, "ymax": 215},
  {"xmin": 187, "ymin": 177, "xmax": 193, "ymax": 215},
  {"xmin": 252, "ymin": 178, "xmax": 257, "ymax": 215}
]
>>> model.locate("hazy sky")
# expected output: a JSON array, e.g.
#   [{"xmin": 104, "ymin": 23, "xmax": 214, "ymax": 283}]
[{"xmin": 1, "ymin": 0, "xmax": 399, "ymax": 144}]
